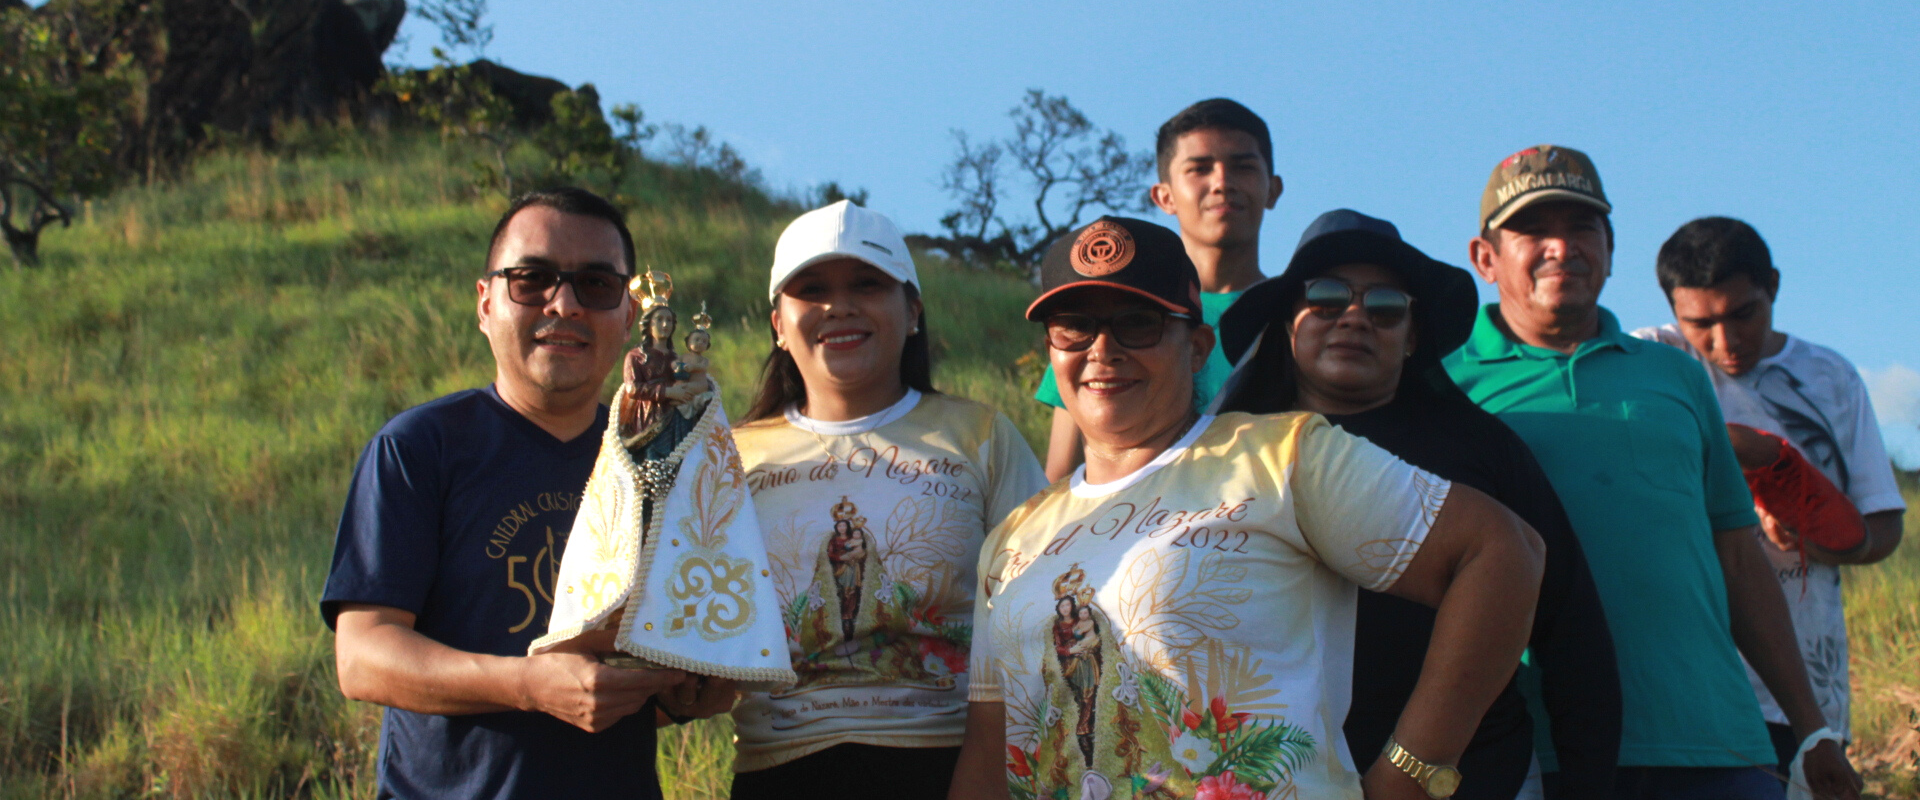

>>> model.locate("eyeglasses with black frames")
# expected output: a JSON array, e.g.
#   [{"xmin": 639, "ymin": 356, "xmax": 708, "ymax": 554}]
[
  {"xmin": 1043, "ymin": 308, "xmax": 1191, "ymax": 352},
  {"xmin": 485, "ymin": 267, "xmax": 628, "ymax": 311}
]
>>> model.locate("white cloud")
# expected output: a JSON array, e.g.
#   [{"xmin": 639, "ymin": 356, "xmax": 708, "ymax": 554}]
[{"xmin": 1861, "ymin": 364, "xmax": 1920, "ymax": 470}]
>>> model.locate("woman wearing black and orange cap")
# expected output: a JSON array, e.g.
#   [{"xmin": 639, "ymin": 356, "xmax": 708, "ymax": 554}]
[{"xmin": 953, "ymin": 215, "xmax": 1544, "ymax": 800}]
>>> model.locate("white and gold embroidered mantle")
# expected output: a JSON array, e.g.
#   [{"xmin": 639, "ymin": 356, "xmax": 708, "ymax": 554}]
[{"xmin": 532, "ymin": 382, "xmax": 798, "ymax": 690}]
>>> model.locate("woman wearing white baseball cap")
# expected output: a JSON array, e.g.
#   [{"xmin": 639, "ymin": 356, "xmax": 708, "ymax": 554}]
[{"xmin": 728, "ymin": 201, "xmax": 1046, "ymax": 800}]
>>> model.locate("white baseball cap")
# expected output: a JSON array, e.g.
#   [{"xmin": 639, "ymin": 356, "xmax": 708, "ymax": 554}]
[{"xmin": 768, "ymin": 200, "xmax": 917, "ymax": 302}]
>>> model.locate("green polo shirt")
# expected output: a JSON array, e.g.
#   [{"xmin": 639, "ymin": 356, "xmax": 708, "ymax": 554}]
[
  {"xmin": 1033, "ymin": 290, "xmax": 1241, "ymax": 410},
  {"xmin": 1444, "ymin": 304, "xmax": 1770, "ymax": 769}
]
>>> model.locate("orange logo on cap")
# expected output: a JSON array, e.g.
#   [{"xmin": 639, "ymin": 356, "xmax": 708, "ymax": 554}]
[{"xmin": 1070, "ymin": 221, "xmax": 1134, "ymax": 276}]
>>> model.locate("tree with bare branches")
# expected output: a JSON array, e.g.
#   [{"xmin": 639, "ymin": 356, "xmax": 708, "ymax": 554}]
[{"xmin": 912, "ymin": 90, "xmax": 1153, "ymax": 277}]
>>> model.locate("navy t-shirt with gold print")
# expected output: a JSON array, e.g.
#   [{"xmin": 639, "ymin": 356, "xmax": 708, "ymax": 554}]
[{"xmin": 321, "ymin": 385, "xmax": 661, "ymax": 800}]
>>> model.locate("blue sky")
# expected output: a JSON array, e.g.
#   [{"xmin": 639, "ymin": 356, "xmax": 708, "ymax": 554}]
[{"xmin": 409, "ymin": 2, "xmax": 1912, "ymax": 463}]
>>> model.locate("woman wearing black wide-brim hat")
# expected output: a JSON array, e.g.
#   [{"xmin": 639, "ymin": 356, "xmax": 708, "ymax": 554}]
[{"xmin": 1214, "ymin": 209, "xmax": 1624, "ymax": 800}]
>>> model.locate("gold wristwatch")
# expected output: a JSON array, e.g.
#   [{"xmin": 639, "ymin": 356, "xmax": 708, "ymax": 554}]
[{"xmin": 1381, "ymin": 736, "xmax": 1462, "ymax": 799}]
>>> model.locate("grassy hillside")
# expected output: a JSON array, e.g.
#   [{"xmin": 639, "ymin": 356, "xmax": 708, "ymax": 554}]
[
  {"xmin": 1, "ymin": 128, "xmax": 1914, "ymax": 798},
  {"xmin": 1847, "ymin": 470, "xmax": 1920, "ymax": 797},
  {"xmin": 0, "ymin": 129, "xmax": 1046, "ymax": 799}
]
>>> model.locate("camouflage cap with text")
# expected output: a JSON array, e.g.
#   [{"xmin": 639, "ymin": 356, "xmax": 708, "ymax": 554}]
[{"xmin": 1479, "ymin": 144, "xmax": 1611, "ymax": 232}]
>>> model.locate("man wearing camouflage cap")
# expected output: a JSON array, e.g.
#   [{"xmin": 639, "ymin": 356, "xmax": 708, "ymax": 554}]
[{"xmin": 1443, "ymin": 146, "xmax": 1860, "ymax": 800}]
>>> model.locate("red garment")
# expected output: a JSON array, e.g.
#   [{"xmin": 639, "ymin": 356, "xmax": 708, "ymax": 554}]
[
  {"xmin": 620, "ymin": 345, "xmax": 678, "ymax": 436},
  {"xmin": 1733, "ymin": 424, "xmax": 1867, "ymax": 554}
]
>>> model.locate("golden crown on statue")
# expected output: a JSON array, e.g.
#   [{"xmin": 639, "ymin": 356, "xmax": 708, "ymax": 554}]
[
  {"xmin": 692, "ymin": 302, "xmax": 713, "ymax": 331},
  {"xmin": 631, "ymin": 269, "xmax": 674, "ymax": 313}
]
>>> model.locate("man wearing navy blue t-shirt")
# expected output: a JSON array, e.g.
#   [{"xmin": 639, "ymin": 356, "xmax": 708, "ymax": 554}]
[{"xmin": 322, "ymin": 188, "xmax": 729, "ymax": 799}]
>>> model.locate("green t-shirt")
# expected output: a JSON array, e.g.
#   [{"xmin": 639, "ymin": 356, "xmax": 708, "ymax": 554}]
[
  {"xmin": 1032, "ymin": 290, "xmax": 1242, "ymax": 410},
  {"xmin": 1444, "ymin": 304, "xmax": 1769, "ymax": 769}
]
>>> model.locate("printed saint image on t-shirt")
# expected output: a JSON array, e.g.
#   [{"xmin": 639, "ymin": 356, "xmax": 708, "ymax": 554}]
[
  {"xmin": 973, "ymin": 413, "xmax": 1447, "ymax": 800},
  {"xmin": 1015, "ymin": 560, "xmax": 1320, "ymax": 800},
  {"xmin": 766, "ymin": 486, "xmax": 976, "ymax": 697},
  {"xmin": 729, "ymin": 391, "xmax": 1048, "ymax": 773},
  {"xmin": 994, "ymin": 552, "xmax": 1321, "ymax": 800}
]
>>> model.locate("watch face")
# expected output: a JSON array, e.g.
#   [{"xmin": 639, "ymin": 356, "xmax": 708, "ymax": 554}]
[{"xmin": 1426, "ymin": 766, "xmax": 1462, "ymax": 797}]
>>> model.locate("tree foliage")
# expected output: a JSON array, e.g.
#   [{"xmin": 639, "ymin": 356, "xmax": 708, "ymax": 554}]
[
  {"xmin": 611, "ymin": 103, "xmax": 659, "ymax": 158},
  {"xmin": 0, "ymin": 5, "xmax": 139, "ymax": 266},
  {"xmin": 383, "ymin": 1, "xmax": 521, "ymax": 195},
  {"xmin": 532, "ymin": 88, "xmax": 620, "ymax": 188},
  {"xmin": 812, "ymin": 181, "xmax": 870, "ymax": 208},
  {"xmin": 380, "ymin": 48, "xmax": 522, "ymax": 195},
  {"xmin": 658, "ymin": 123, "xmax": 762, "ymax": 187},
  {"xmin": 382, "ymin": 54, "xmax": 661, "ymax": 202},
  {"xmin": 915, "ymin": 90, "xmax": 1153, "ymax": 277},
  {"xmin": 383, "ymin": 0, "xmax": 667, "ymax": 203},
  {"xmin": 412, "ymin": 0, "xmax": 493, "ymax": 58}
]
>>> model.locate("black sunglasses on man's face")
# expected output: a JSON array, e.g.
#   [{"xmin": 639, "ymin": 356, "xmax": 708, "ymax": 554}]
[{"xmin": 486, "ymin": 266, "xmax": 628, "ymax": 311}]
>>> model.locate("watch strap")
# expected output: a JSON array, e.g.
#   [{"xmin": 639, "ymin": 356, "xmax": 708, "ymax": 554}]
[{"xmin": 1382, "ymin": 735, "xmax": 1460, "ymax": 798}]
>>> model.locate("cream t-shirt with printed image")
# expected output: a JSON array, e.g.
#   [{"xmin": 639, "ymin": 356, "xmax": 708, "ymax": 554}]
[
  {"xmin": 730, "ymin": 389, "xmax": 1048, "ymax": 772},
  {"xmin": 971, "ymin": 412, "xmax": 1451, "ymax": 800}
]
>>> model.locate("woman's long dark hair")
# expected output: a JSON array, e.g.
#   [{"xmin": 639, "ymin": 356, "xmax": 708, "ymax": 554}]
[{"xmin": 744, "ymin": 282, "xmax": 937, "ymax": 422}]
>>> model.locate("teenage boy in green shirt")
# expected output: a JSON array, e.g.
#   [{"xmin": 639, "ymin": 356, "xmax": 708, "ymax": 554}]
[
  {"xmin": 1443, "ymin": 145, "xmax": 1860, "ymax": 800},
  {"xmin": 1036, "ymin": 98, "xmax": 1284, "ymax": 480}
]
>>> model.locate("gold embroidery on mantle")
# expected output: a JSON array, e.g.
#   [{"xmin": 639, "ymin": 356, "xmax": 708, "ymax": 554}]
[{"xmin": 664, "ymin": 422, "xmax": 756, "ymax": 639}]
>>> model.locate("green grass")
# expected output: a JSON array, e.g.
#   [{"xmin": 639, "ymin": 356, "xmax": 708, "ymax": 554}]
[
  {"xmin": 2, "ymin": 126, "xmax": 1914, "ymax": 798},
  {"xmin": 0, "ymin": 129, "xmax": 1047, "ymax": 799},
  {"xmin": 1846, "ymin": 473, "xmax": 1920, "ymax": 797}
]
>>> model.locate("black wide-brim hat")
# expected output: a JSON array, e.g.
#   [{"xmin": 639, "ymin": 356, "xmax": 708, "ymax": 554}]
[{"xmin": 1216, "ymin": 208, "xmax": 1478, "ymax": 368}]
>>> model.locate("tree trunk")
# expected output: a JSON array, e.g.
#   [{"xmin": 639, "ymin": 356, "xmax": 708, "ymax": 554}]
[{"xmin": 2, "ymin": 224, "xmax": 39, "ymax": 267}]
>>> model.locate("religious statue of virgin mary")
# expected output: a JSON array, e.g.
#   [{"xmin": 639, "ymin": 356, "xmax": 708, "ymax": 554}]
[{"xmin": 530, "ymin": 270, "xmax": 796, "ymax": 691}]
